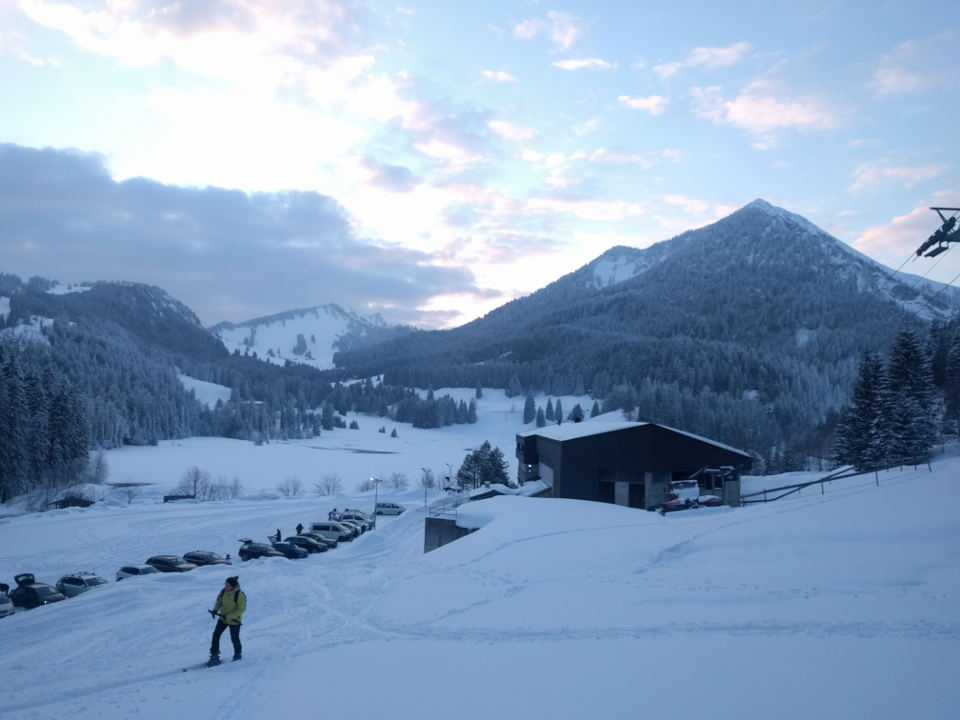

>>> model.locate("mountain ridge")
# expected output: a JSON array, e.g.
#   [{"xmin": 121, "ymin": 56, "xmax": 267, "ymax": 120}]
[
  {"xmin": 209, "ymin": 303, "xmax": 412, "ymax": 370},
  {"xmin": 330, "ymin": 199, "xmax": 960, "ymax": 461}
]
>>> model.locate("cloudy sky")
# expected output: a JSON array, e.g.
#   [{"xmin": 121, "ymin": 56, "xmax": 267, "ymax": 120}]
[{"xmin": 0, "ymin": 1, "xmax": 957, "ymax": 328}]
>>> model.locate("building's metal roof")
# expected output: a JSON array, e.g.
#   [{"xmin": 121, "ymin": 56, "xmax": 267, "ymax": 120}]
[{"xmin": 517, "ymin": 420, "xmax": 646, "ymax": 441}]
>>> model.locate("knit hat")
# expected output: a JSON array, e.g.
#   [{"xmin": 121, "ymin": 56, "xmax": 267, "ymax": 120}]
[{"xmin": 226, "ymin": 576, "xmax": 238, "ymax": 587}]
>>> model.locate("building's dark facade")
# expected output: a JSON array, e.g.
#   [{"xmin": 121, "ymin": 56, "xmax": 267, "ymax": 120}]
[{"xmin": 516, "ymin": 421, "xmax": 753, "ymax": 509}]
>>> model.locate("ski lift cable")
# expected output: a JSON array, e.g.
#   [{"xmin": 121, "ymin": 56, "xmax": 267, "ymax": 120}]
[
  {"xmin": 868, "ymin": 251, "xmax": 916, "ymax": 303},
  {"xmin": 931, "ymin": 269, "xmax": 960, "ymax": 298},
  {"xmin": 907, "ymin": 246, "xmax": 951, "ymax": 290}
]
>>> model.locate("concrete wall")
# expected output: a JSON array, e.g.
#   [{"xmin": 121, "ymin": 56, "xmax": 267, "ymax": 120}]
[{"xmin": 424, "ymin": 516, "xmax": 475, "ymax": 553}]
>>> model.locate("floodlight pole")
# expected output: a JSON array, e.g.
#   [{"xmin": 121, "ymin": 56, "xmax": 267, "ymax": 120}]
[
  {"xmin": 371, "ymin": 477, "xmax": 381, "ymax": 530},
  {"xmin": 422, "ymin": 468, "xmax": 428, "ymax": 510}
]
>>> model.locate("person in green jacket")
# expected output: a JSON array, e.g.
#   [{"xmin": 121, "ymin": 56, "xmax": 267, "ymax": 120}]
[{"xmin": 208, "ymin": 576, "xmax": 246, "ymax": 666}]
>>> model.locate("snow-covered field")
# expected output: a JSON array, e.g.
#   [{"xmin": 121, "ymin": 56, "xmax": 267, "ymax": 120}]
[{"xmin": 1, "ymin": 392, "xmax": 958, "ymax": 719}]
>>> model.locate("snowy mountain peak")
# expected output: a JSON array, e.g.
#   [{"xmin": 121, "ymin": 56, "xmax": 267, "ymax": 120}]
[{"xmin": 210, "ymin": 304, "xmax": 405, "ymax": 370}]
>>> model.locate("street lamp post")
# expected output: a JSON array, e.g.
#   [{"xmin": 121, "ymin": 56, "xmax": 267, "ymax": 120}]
[
  {"xmin": 371, "ymin": 477, "xmax": 381, "ymax": 530},
  {"xmin": 421, "ymin": 468, "xmax": 428, "ymax": 510}
]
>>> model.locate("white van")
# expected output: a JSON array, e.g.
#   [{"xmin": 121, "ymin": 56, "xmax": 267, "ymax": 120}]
[
  {"xmin": 309, "ymin": 521, "xmax": 353, "ymax": 542},
  {"xmin": 375, "ymin": 502, "xmax": 404, "ymax": 515}
]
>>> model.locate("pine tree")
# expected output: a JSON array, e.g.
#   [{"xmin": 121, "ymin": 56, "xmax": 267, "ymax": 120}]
[
  {"xmin": 321, "ymin": 402, "xmax": 335, "ymax": 431},
  {"xmin": 523, "ymin": 393, "xmax": 536, "ymax": 424},
  {"xmin": 536, "ymin": 406, "xmax": 545, "ymax": 427},
  {"xmin": 545, "ymin": 399, "xmax": 554, "ymax": 421},
  {"xmin": 834, "ymin": 352, "xmax": 884, "ymax": 469},
  {"xmin": 590, "ymin": 400, "xmax": 600, "ymax": 418},
  {"xmin": 885, "ymin": 326, "xmax": 938, "ymax": 464},
  {"xmin": 554, "ymin": 399, "xmax": 563, "ymax": 425}
]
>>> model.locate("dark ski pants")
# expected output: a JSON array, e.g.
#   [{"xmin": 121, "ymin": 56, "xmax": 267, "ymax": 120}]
[{"xmin": 210, "ymin": 620, "xmax": 242, "ymax": 657}]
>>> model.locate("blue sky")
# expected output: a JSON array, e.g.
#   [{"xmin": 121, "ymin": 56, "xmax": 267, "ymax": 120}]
[{"xmin": 0, "ymin": 1, "xmax": 957, "ymax": 327}]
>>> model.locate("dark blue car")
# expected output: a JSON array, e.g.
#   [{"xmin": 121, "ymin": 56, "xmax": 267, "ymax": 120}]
[{"xmin": 272, "ymin": 541, "xmax": 308, "ymax": 559}]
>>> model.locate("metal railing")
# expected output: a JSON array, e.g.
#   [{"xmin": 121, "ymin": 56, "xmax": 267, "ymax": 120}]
[
  {"xmin": 428, "ymin": 494, "xmax": 471, "ymax": 518},
  {"xmin": 739, "ymin": 464, "xmax": 906, "ymax": 505}
]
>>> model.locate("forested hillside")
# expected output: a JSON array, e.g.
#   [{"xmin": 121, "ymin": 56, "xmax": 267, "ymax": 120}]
[
  {"xmin": 333, "ymin": 200, "xmax": 960, "ymax": 465},
  {"xmin": 0, "ymin": 278, "xmax": 468, "ymax": 503}
]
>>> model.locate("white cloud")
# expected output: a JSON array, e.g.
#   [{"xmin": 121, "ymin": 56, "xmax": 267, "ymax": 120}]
[
  {"xmin": 618, "ymin": 94, "xmax": 667, "ymax": 115},
  {"xmin": 849, "ymin": 162, "xmax": 946, "ymax": 192},
  {"xmin": 652, "ymin": 61, "xmax": 682, "ymax": 78},
  {"xmin": 870, "ymin": 40, "xmax": 928, "ymax": 97},
  {"xmin": 688, "ymin": 42, "xmax": 751, "ymax": 69},
  {"xmin": 661, "ymin": 194, "xmax": 710, "ymax": 215},
  {"xmin": 589, "ymin": 148, "xmax": 680, "ymax": 168},
  {"xmin": 573, "ymin": 115, "xmax": 602, "ymax": 135},
  {"xmin": 526, "ymin": 197, "xmax": 645, "ymax": 222},
  {"xmin": 482, "ymin": 69, "xmax": 518, "ymax": 83},
  {"xmin": 513, "ymin": 17, "xmax": 542, "ymax": 40},
  {"xmin": 854, "ymin": 204, "xmax": 931, "ymax": 257},
  {"xmin": 513, "ymin": 10, "xmax": 582, "ymax": 50},
  {"xmin": 871, "ymin": 65, "xmax": 926, "ymax": 97},
  {"xmin": 691, "ymin": 80, "xmax": 839, "ymax": 137},
  {"xmin": 654, "ymin": 41, "xmax": 750, "ymax": 78},
  {"xmin": 488, "ymin": 120, "xmax": 536, "ymax": 142},
  {"xmin": 552, "ymin": 58, "xmax": 617, "ymax": 71}
]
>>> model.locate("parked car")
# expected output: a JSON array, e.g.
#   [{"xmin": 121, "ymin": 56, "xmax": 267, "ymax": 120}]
[
  {"xmin": 284, "ymin": 535, "xmax": 327, "ymax": 553},
  {"xmin": 237, "ymin": 539, "xmax": 285, "ymax": 562},
  {"xmin": 338, "ymin": 520, "xmax": 362, "ymax": 538},
  {"xmin": 0, "ymin": 583, "xmax": 14, "ymax": 619},
  {"xmin": 659, "ymin": 479, "xmax": 722, "ymax": 512},
  {"xmin": 271, "ymin": 541, "xmax": 308, "ymax": 559},
  {"xmin": 183, "ymin": 550, "xmax": 232, "ymax": 567},
  {"xmin": 145, "ymin": 555, "xmax": 198, "ymax": 573},
  {"xmin": 309, "ymin": 521, "xmax": 354, "ymax": 542},
  {"xmin": 55, "ymin": 572, "xmax": 108, "ymax": 598},
  {"xmin": 299, "ymin": 532, "xmax": 337, "ymax": 550},
  {"xmin": 341, "ymin": 510, "xmax": 373, "ymax": 531},
  {"xmin": 375, "ymin": 502, "xmax": 405, "ymax": 515},
  {"xmin": 116, "ymin": 564, "xmax": 160, "ymax": 581},
  {"xmin": 9, "ymin": 573, "xmax": 67, "ymax": 609}
]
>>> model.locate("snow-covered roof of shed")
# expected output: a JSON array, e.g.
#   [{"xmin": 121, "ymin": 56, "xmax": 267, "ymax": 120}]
[{"xmin": 518, "ymin": 420, "xmax": 751, "ymax": 459}]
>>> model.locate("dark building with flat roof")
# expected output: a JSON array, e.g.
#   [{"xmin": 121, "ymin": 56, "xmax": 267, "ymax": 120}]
[{"xmin": 516, "ymin": 421, "xmax": 753, "ymax": 510}]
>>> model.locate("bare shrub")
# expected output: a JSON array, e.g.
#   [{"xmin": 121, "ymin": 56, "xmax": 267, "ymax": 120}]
[
  {"xmin": 356, "ymin": 477, "xmax": 377, "ymax": 492},
  {"xmin": 388, "ymin": 472, "xmax": 409, "ymax": 490},
  {"xmin": 277, "ymin": 476, "xmax": 303, "ymax": 497},
  {"xmin": 121, "ymin": 487, "xmax": 142, "ymax": 505},
  {"xmin": 175, "ymin": 466, "xmax": 210, "ymax": 498},
  {"xmin": 313, "ymin": 473, "xmax": 343, "ymax": 496},
  {"xmin": 201, "ymin": 475, "xmax": 245, "ymax": 501}
]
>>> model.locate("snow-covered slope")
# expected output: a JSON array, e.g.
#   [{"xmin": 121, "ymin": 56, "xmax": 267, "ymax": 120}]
[
  {"xmin": 0, "ymin": 399, "xmax": 958, "ymax": 719},
  {"xmin": 0, "ymin": 459, "xmax": 956, "ymax": 718},
  {"xmin": 210, "ymin": 304, "xmax": 391, "ymax": 369}
]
